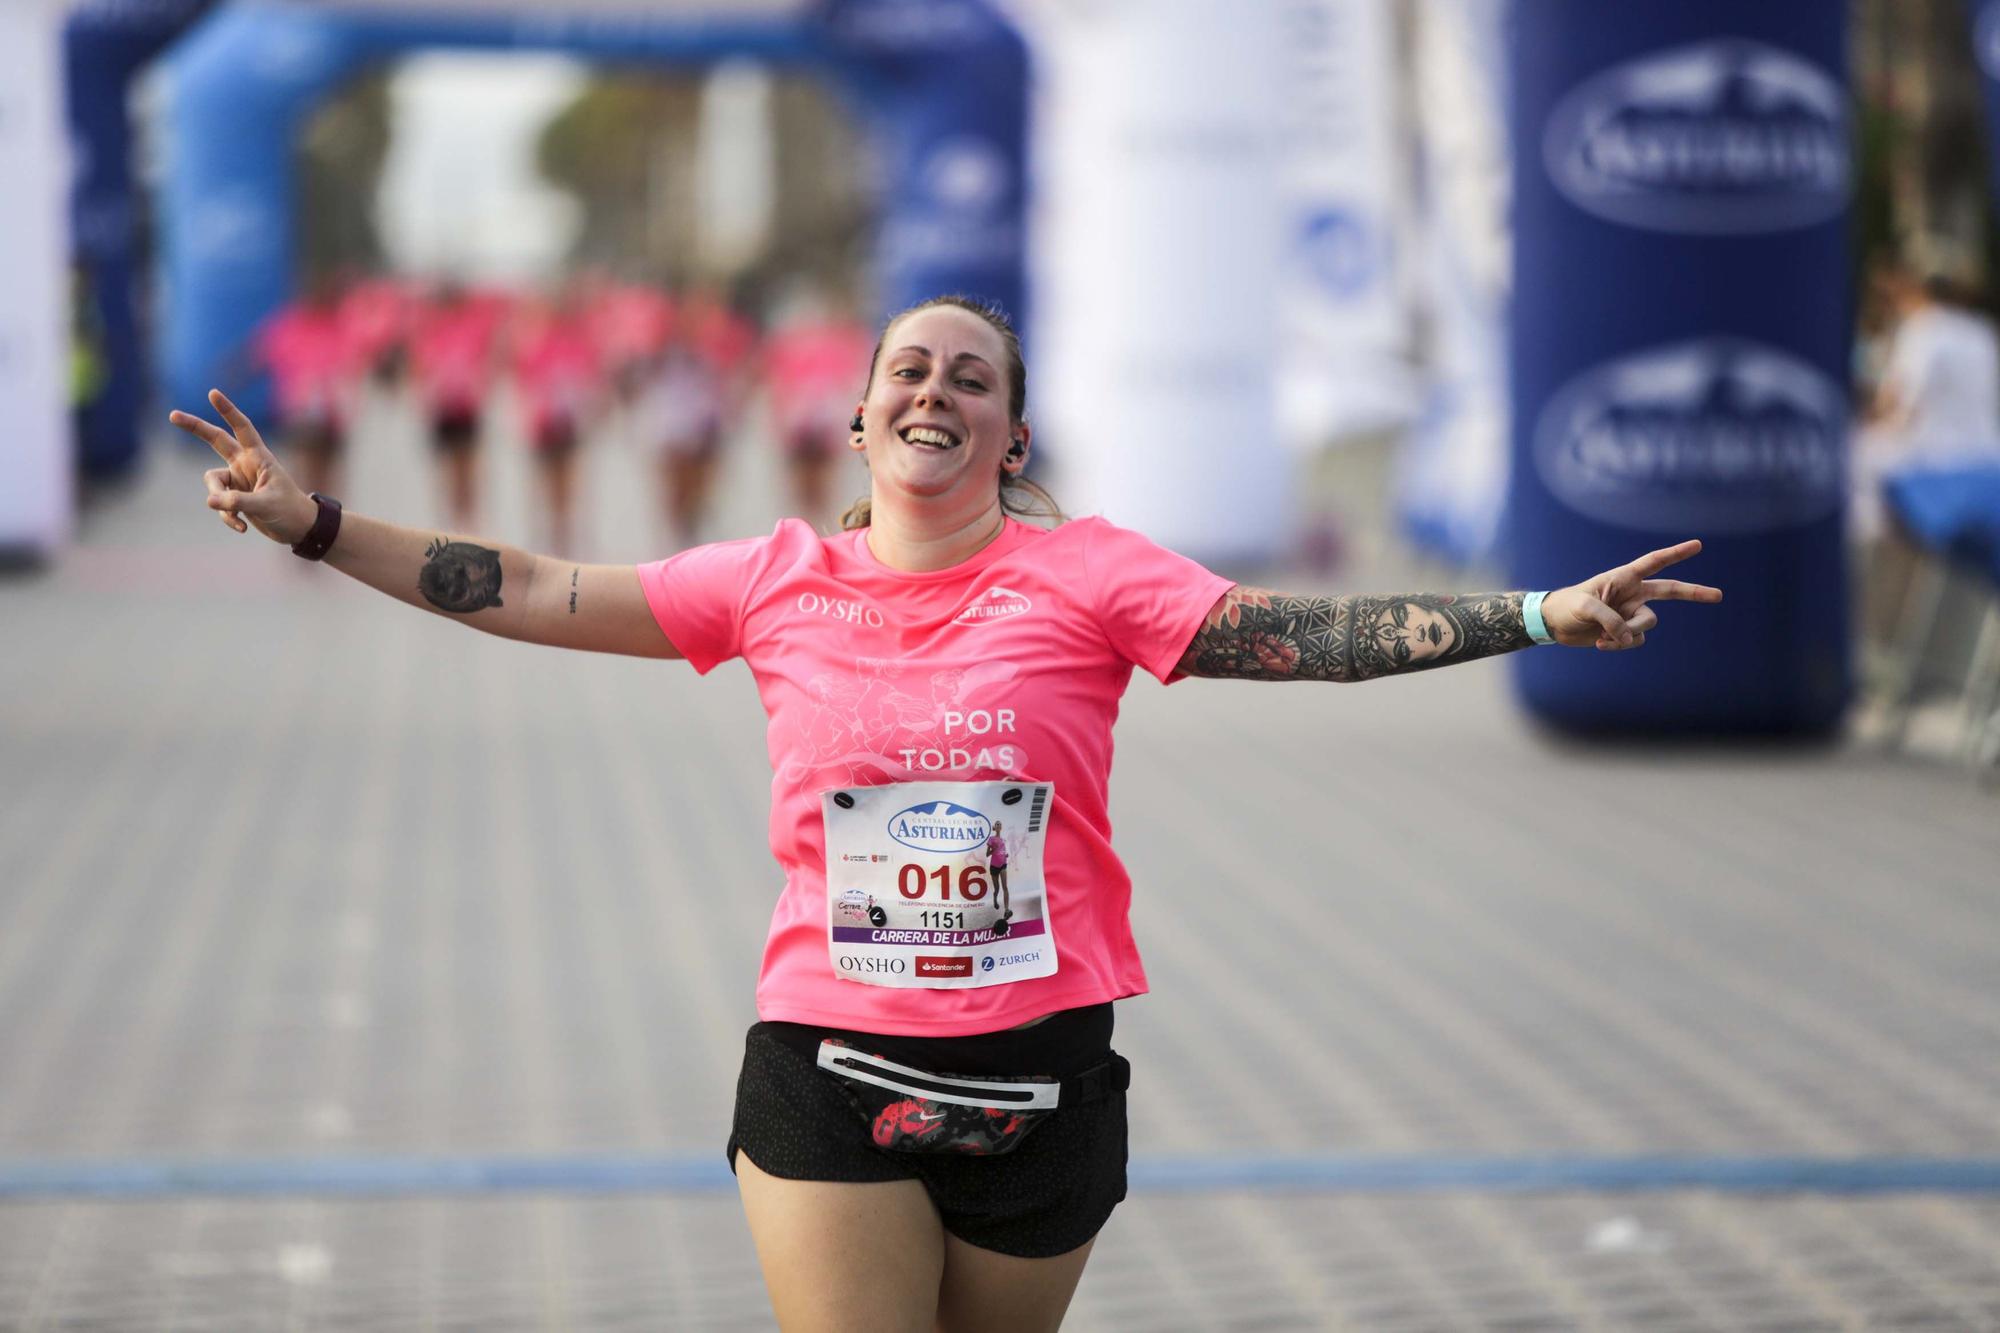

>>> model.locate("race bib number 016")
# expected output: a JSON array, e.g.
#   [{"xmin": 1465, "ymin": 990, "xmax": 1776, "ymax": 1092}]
[{"xmin": 821, "ymin": 780, "xmax": 1056, "ymax": 989}]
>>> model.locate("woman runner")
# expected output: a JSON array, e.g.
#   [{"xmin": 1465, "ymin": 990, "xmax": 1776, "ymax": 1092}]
[
  {"xmin": 408, "ymin": 281, "xmax": 504, "ymax": 531},
  {"xmin": 255, "ymin": 275, "xmax": 359, "ymax": 501},
  {"xmin": 987, "ymin": 819, "xmax": 1010, "ymax": 922},
  {"xmin": 636, "ymin": 287, "xmax": 757, "ymax": 550},
  {"xmin": 174, "ymin": 295, "xmax": 1721, "ymax": 1333},
  {"xmin": 762, "ymin": 297, "xmax": 872, "ymax": 529},
  {"xmin": 509, "ymin": 286, "xmax": 604, "ymax": 558}
]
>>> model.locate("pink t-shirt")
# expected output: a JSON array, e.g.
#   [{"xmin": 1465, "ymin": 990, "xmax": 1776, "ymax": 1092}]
[
  {"xmin": 762, "ymin": 322, "xmax": 871, "ymax": 440},
  {"xmin": 259, "ymin": 304, "xmax": 357, "ymax": 425},
  {"xmin": 512, "ymin": 312, "xmax": 601, "ymax": 432},
  {"xmin": 637, "ymin": 516, "xmax": 1232, "ymax": 1035},
  {"xmin": 587, "ymin": 284, "xmax": 674, "ymax": 367},
  {"xmin": 411, "ymin": 299, "xmax": 504, "ymax": 413},
  {"xmin": 337, "ymin": 278, "xmax": 415, "ymax": 370}
]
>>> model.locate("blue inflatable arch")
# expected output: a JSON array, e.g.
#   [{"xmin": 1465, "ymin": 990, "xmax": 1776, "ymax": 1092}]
[{"xmin": 153, "ymin": 0, "xmax": 1027, "ymax": 424}]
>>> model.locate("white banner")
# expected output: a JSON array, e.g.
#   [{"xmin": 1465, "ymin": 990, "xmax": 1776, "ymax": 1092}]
[
  {"xmin": 1005, "ymin": 0, "xmax": 1288, "ymax": 564},
  {"xmin": 1394, "ymin": 0, "xmax": 1510, "ymax": 565},
  {"xmin": 1277, "ymin": 0, "xmax": 1418, "ymax": 450},
  {"xmin": 0, "ymin": 0, "xmax": 72, "ymax": 556}
]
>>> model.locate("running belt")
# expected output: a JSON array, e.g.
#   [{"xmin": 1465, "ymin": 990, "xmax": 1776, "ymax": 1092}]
[{"xmin": 814, "ymin": 1042, "xmax": 1127, "ymax": 1110}]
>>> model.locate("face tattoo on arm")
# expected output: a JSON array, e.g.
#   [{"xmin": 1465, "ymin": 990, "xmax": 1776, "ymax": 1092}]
[
  {"xmin": 417, "ymin": 538, "xmax": 505, "ymax": 614},
  {"xmin": 1175, "ymin": 586, "xmax": 1532, "ymax": 682}
]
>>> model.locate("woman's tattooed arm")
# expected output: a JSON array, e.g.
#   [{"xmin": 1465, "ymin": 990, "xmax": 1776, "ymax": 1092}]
[{"xmin": 1174, "ymin": 586, "xmax": 1533, "ymax": 682}]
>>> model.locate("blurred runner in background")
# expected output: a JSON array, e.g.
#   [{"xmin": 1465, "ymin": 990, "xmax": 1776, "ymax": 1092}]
[
  {"xmin": 762, "ymin": 288, "xmax": 871, "ymax": 530},
  {"xmin": 635, "ymin": 283, "xmax": 757, "ymax": 550},
  {"xmin": 588, "ymin": 272, "xmax": 675, "ymax": 404},
  {"xmin": 337, "ymin": 271, "xmax": 417, "ymax": 386},
  {"xmin": 410, "ymin": 280, "xmax": 506, "ymax": 531},
  {"xmin": 512, "ymin": 282, "xmax": 605, "ymax": 559},
  {"xmin": 257, "ymin": 273, "xmax": 361, "ymax": 501}
]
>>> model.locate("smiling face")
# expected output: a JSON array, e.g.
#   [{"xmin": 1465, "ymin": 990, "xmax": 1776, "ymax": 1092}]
[{"xmin": 851, "ymin": 304, "xmax": 1028, "ymax": 514}]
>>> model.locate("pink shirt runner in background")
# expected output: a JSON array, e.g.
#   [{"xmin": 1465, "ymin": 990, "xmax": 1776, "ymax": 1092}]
[
  {"xmin": 512, "ymin": 307, "xmax": 602, "ymax": 436},
  {"xmin": 410, "ymin": 295, "xmax": 506, "ymax": 416},
  {"xmin": 681, "ymin": 295, "xmax": 758, "ymax": 379},
  {"xmin": 761, "ymin": 321, "xmax": 871, "ymax": 445},
  {"xmin": 337, "ymin": 277, "xmax": 415, "ymax": 375},
  {"xmin": 587, "ymin": 283, "xmax": 674, "ymax": 372},
  {"xmin": 637, "ymin": 517, "xmax": 1233, "ymax": 1036},
  {"xmin": 258, "ymin": 303, "xmax": 358, "ymax": 428}
]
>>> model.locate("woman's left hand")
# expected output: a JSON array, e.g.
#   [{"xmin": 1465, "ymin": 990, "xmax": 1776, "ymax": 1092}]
[{"xmin": 1540, "ymin": 539, "xmax": 1723, "ymax": 651}]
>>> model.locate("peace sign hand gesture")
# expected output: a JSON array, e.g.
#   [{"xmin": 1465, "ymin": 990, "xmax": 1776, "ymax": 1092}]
[
  {"xmin": 170, "ymin": 389, "xmax": 317, "ymax": 545},
  {"xmin": 1539, "ymin": 539, "xmax": 1723, "ymax": 651}
]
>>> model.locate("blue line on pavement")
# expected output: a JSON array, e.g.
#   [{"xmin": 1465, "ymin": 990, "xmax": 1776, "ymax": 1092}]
[{"xmin": 4, "ymin": 1154, "xmax": 2000, "ymax": 1200}]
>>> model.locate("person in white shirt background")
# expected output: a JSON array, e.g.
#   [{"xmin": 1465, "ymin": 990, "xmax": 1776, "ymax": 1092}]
[{"xmin": 1854, "ymin": 255, "xmax": 2000, "ymax": 649}]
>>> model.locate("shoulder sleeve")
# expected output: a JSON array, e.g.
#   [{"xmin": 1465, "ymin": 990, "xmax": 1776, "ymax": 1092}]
[
  {"xmin": 634, "ymin": 522, "xmax": 802, "ymax": 674},
  {"xmin": 1077, "ymin": 518, "xmax": 1235, "ymax": 684}
]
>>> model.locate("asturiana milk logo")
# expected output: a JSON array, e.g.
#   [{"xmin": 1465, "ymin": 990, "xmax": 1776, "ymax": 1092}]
[
  {"xmin": 927, "ymin": 137, "xmax": 1009, "ymax": 218},
  {"xmin": 953, "ymin": 586, "xmax": 1032, "ymax": 626},
  {"xmin": 1534, "ymin": 338, "xmax": 1844, "ymax": 534},
  {"xmin": 887, "ymin": 801, "xmax": 991, "ymax": 853},
  {"xmin": 1544, "ymin": 38, "xmax": 1849, "ymax": 234}
]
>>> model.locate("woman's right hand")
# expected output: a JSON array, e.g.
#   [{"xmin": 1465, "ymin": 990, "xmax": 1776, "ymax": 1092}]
[{"xmin": 170, "ymin": 389, "xmax": 317, "ymax": 545}]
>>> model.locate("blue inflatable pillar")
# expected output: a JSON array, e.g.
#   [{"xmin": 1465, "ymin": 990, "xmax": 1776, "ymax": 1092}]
[
  {"xmin": 820, "ymin": 0, "xmax": 1029, "ymax": 327},
  {"xmin": 1509, "ymin": 1, "xmax": 1852, "ymax": 735},
  {"xmin": 1969, "ymin": 3, "xmax": 2000, "ymax": 202},
  {"xmin": 64, "ymin": 0, "xmax": 212, "ymax": 478}
]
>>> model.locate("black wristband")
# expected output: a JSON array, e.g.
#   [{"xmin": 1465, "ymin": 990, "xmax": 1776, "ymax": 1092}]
[{"xmin": 291, "ymin": 493, "xmax": 342, "ymax": 561}]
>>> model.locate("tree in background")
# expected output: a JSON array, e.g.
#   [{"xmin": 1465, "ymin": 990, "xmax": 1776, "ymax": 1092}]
[
  {"xmin": 1854, "ymin": 0, "xmax": 1996, "ymax": 303},
  {"xmin": 535, "ymin": 69, "xmax": 873, "ymax": 305},
  {"xmin": 297, "ymin": 70, "xmax": 394, "ymax": 279}
]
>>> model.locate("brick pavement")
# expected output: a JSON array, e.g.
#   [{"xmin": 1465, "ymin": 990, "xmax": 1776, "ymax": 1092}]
[{"xmin": 3, "ymin": 393, "xmax": 1999, "ymax": 1329}]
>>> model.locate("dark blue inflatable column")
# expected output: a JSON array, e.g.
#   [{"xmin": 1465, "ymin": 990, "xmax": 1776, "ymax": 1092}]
[
  {"xmin": 65, "ymin": 0, "xmax": 212, "ymax": 478},
  {"xmin": 819, "ymin": 0, "xmax": 1028, "ymax": 326},
  {"xmin": 1509, "ymin": 1, "xmax": 1852, "ymax": 734},
  {"xmin": 1970, "ymin": 3, "xmax": 2000, "ymax": 196}
]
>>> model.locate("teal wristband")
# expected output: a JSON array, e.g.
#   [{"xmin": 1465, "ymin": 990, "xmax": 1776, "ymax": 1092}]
[{"xmin": 1522, "ymin": 590, "xmax": 1555, "ymax": 645}]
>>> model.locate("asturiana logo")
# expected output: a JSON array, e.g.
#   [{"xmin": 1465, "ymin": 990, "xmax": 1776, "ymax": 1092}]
[
  {"xmin": 952, "ymin": 586, "xmax": 1032, "ymax": 626},
  {"xmin": 1544, "ymin": 38, "xmax": 1849, "ymax": 234},
  {"xmin": 887, "ymin": 801, "xmax": 992, "ymax": 853},
  {"xmin": 1533, "ymin": 337, "xmax": 1844, "ymax": 534},
  {"xmin": 927, "ymin": 137, "xmax": 1009, "ymax": 217}
]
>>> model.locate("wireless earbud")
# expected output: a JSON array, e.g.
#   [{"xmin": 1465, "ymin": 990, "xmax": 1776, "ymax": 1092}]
[
  {"xmin": 1007, "ymin": 439, "xmax": 1026, "ymax": 458},
  {"xmin": 849, "ymin": 414, "xmax": 865, "ymax": 432}
]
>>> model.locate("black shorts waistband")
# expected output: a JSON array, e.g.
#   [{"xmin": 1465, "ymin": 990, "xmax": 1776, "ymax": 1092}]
[{"xmin": 755, "ymin": 1003, "xmax": 1113, "ymax": 1079}]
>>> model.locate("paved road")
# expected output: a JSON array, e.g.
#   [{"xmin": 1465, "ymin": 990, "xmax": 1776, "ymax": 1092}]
[{"xmin": 4, "ymin": 390, "xmax": 1999, "ymax": 1329}]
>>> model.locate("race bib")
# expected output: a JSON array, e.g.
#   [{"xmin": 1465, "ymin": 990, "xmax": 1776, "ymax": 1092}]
[{"xmin": 822, "ymin": 780, "xmax": 1056, "ymax": 989}]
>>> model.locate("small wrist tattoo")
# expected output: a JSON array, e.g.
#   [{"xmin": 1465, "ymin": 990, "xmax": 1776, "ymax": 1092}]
[{"xmin": 568, "ymin": 567, "xmax": 579, "ymax": 614}]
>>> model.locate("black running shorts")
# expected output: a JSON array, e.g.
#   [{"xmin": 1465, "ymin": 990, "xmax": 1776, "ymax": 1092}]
[
  {"xmin": 431, "ymin": 406, "xmax": 479, "ymax": 452},
  {"xmin": 727, "ymin": 1004, "xmax": 1127, "ymax": 1259}
]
